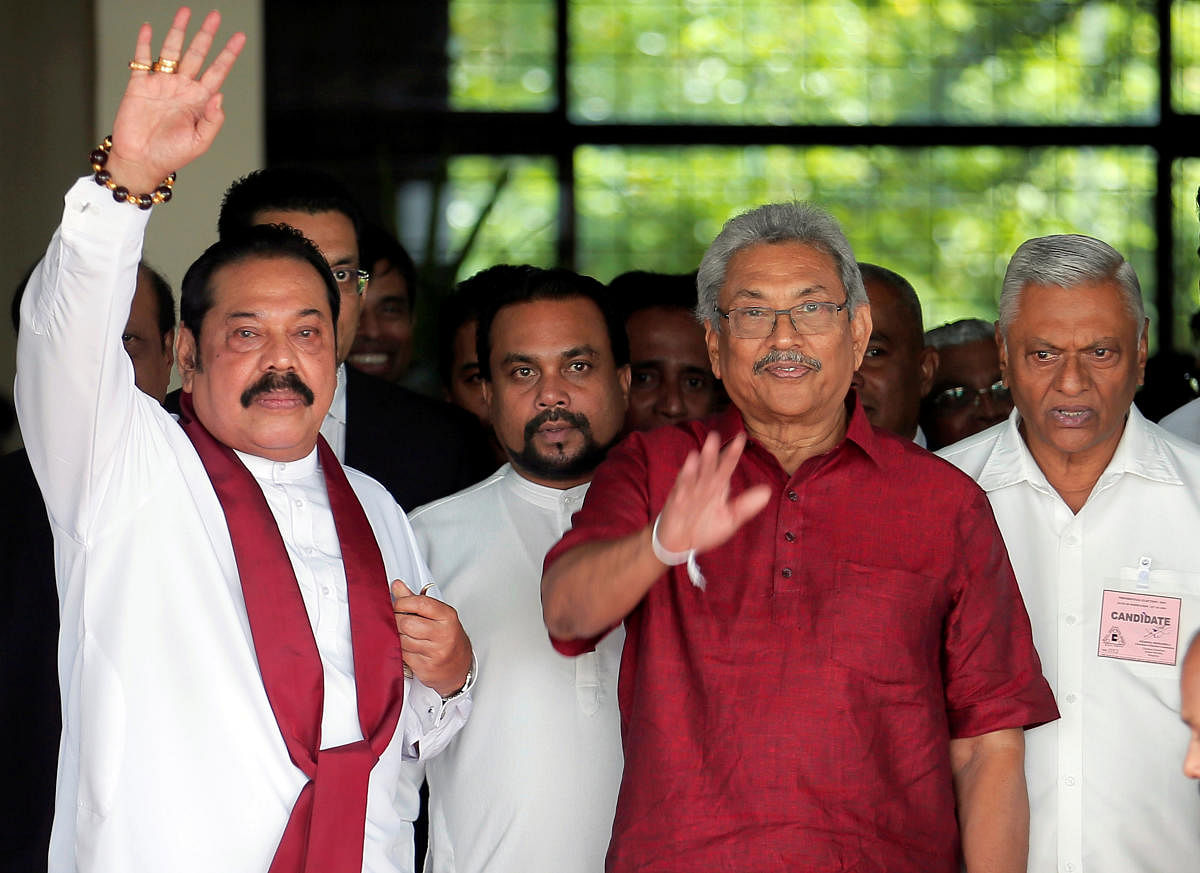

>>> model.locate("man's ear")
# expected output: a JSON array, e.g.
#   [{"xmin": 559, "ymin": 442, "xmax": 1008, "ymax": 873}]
[
  {"xmin": 704, "ymin": 320, "xmax": 723, "ymax": 381},
  {"xmin": 617, "ymin": 363, "xmax": 632, "ymax": 406},
  {"xmin": 162, "ymin": 328, "xmax": 176, "ymax": 369},
  {"xmin": 481, "ymin": 377, "xmax": 493, "ymax": 412},
  {"xmin": 995, "ymin": 322, "xmax": 1009, "ymax": 384},
  {"xmin": 918, "ymin": 346, "xmax": 939, "ymax": 398},
  {"xmin": 176, "ymin": 326, "xmax": 199, "ymax": 391},
  {"xmin": 1137, "ymin": 316, "xmax": 1150, "ymax": 386},
  {"xmin": 849, "ymin": 302, "xmax": 873, "ymax": 370}
]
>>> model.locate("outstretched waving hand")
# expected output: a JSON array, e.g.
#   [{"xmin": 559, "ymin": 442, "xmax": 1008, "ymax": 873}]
[
  {"xmin": 654, "ymin": 431, "xmax": 772, "ymax": 557},
  {"xmin": 105, "ymin": 7, "xmax": 246, "ymax": 194},
  {"xmin": 542, "ymin": 430, "xmax": 771, "ymax": 641}
]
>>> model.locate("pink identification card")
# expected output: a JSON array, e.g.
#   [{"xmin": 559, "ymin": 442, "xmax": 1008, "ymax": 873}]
[{"xmin": 1097, "ymin": 589, "xmax": 1182, "ymax": 666}]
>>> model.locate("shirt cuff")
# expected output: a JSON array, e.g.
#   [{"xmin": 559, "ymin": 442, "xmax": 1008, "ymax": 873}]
[
  {"xmin": 62, "ymin": 176, "xmax": 153, "ymax": 246},
  {"xmin": 438, "ymin": 650, "xmax": 478, "ymax": 706}
]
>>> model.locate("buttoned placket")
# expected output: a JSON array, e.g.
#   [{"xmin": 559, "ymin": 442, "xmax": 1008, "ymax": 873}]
[
  {"xmin": 558, "ymin": 484, "xmax": 604, "ymax": 710},
  {"xmin": 1053, "ymin": 493, "xmax": 1084, "ymax": 873},
  {"xmin": 245, "ymin": 452, "xmax": 362, "ymax": 746},
  {"xmin": 777, "ymin": 483, "xmax": 802, "ymax": 588}
]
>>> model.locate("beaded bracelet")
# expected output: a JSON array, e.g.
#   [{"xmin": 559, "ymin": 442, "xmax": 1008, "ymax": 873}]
[{"xmin": 89, "ymin": 136, "xmax": 176, "ymax": 210}]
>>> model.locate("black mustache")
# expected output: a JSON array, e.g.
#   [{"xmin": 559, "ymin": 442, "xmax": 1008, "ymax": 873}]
[
  {"xmin": 524, "ymin": 407, "xmax": 590, "ymax": 442},
  {"xmin": 753, "ymin": 349, "xmax": 823, "ymax": 375},
  {"xmin": 240, "ymin": 371, "xmax": 315, "ymax": 408}
]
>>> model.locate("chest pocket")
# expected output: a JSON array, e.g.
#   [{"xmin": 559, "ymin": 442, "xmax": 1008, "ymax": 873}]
[
  {"xmin": 819, "ymin": 561, "xmax": 941, "ymax": 687},
  {"xmin": 1116, "ymin": 568, "xmax": 1200, "ymax": 684}
]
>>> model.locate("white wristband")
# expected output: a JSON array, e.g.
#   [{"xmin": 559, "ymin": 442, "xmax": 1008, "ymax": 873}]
[
  {"xmin": 651, "ymin": 513, "xmax": 707, "ymax": 591},
  {"xmin": 651, "ymin": 514, "xmax": 690, "ymax": 565}
]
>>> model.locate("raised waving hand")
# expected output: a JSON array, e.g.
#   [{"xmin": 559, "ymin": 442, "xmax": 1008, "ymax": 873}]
[
  {"xmin": 654, "ymin": 431, "xmax": 772, "ymax": 558},
  {"xmin": 105, "ymin": 7, "xmax": 246, "ymax": 194}
]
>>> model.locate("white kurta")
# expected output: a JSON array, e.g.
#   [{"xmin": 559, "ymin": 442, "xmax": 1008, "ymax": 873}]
[
  {"xmin": 939, "ymin": 408, "xmax": 1200, "ymax": 873},
  {"xmin": 407, "ymin": 465, "xmax": 624, "ymax": 873},
  {"xmin": 15, "ymin": 179, "xmax": 470, "ymax": 873}
]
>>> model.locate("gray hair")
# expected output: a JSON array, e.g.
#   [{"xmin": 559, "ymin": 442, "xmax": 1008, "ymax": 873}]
[
  {"xmin": 998, "ymin": 234, "xmax": 1144, "ymax": 337},
  {"xmin": 695, "ymin": 202, "xmax": 868, "ymax": 326},
  {"xmin": 925, "ymin": 318, "xmax": 995, "ymax": 350}
]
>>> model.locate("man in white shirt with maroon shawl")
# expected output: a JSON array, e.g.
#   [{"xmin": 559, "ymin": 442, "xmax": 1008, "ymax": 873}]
[{"xmin": 15, "ymin": 10, "xmax": 473, "ymax": 872}]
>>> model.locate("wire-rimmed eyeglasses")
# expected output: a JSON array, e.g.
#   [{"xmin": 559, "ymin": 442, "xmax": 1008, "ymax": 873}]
[{"xmin": 715, "ymin": 301, "xmax": 849, "ymax": 339}]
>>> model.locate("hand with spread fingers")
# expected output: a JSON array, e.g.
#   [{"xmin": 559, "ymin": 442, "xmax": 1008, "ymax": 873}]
[
  {"xmin": 392, "ymin": 581, "xmax": 474, "ymax": 699},
  {"xmin": 105, "ymin": 7, "xmax": 246, "ymax": 196},
  {"xmin": 654, "ymin": 431, "xmax": 773, "ymax": 558}
]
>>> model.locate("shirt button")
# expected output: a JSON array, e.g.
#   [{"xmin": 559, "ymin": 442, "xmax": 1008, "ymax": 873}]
[
  {"xmin": 786, "ymin": 490, "xmax": 798, "ymax": 502},
  {"xmin": 1065, "ymin": 864, "xmax": 1076, "ymax": 873},
  {"xmin": 1064, "ymin": 776, "xmax": 1077, "ymax": 787},
  {"xmin": 321, "ymin": 586, "xmax": 331, "ymax": 596},
  {"xmin": 1064, "ymin": 615, "xmax": 1077, "ymax": 625},
  {"xmin": 784, "ymin": 531, "xmax": 796, "ymax": 543},
  {"xmin": 1065, "ymin": 535, "xmax": 1079, "ymax": 547},
  {"xmin": 294, "ymin": 498, "xmax": 304, "ymax": 508},
  {"xmin": 781, "ymin": 568, "xmax": 792, "ymax": 579},
  {"xmin": 1064, "ymin": 693, "xmax": 1077, "ymax": 704}
]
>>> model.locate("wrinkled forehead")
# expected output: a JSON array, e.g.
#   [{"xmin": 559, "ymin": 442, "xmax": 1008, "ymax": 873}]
[
  {"xmin": 720, "ymin": 241, "xmax": 843, "ymax": 304},
  {"xmin": 1011, "ymin": 278, "xmax": 1142, "ymax": 336},
  {"xmin": 208, "ymin": 253, "xmax": 334, "ymax": 317}
]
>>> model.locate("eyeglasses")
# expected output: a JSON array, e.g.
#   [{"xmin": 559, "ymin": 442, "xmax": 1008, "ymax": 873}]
[
  {"xmin": 332, "ymin": 267, "xmax": 370, "ymax": 296},
  {"xmin": 932, "ymin": 380, "xmax": 1011, "ymax": 411},
  {"xmin": 715, "ymin": 301, "xmax": 849, "ymax": 339}
]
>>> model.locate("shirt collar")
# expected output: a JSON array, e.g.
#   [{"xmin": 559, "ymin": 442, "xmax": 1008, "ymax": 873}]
[
  {"xmin": 712, "ymin": 391, "xmax": 883, "ymax": 468},
  {"xmin": 499, "ymin": 462, "xmax": 591, "ymax": 510},
  {"xmin": 235, "ymin": 444, "xmax": 321, "ymax": 484},
  {"xmin": 976, "ymin": 403, "xmax": 1183, "ymax": 494},
  {"xmin": 327, "ymin": 363, "xmax": 348, "ymax": 426}
]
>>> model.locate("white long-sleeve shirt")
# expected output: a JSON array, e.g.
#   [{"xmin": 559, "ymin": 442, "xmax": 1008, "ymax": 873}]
[{"xmin": 15, "ymin": 178, "xmax": 470, "ymax": 873}]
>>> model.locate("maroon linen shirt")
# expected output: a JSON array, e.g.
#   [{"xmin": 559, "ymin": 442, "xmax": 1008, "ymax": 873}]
[{"xmin": 546, "ymin": 400, "xmax": 1058, "ymax": 873}]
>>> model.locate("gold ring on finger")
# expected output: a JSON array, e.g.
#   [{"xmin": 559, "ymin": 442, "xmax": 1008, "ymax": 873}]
[
  {"xmin": 152, "ymin": 57, "xmax": 179, "ymax": 74},
  {"xmin": 128, "ymin": 60, "xmax": 153, "ymax": 72}
]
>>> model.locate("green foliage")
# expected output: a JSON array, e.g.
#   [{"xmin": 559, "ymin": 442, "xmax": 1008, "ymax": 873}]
[
  {"xmin": 574, "ymin": 144, "xmax": 1156, "ymax": 330},
  {"xmin": 1174, "ymin": 158, "xmax": 1200, "ymax": 349},
  {"xmin": 442, "ymin": 156, "xmax": 560, "ymax": 277},
  {"xmin": 451, "ymin": 0, "xmax": 556, "ymax": 109},
  {"xmin": 1175, "ymin": 1, "xmax": 1200, "ymax": 113},
  {"xmin": 558, "ymin": 0, "xmax": 1159, "ymax": 123},
  {"xmin": 440, "ymin": 0, "xmax": 1197, "ymax": 346}
]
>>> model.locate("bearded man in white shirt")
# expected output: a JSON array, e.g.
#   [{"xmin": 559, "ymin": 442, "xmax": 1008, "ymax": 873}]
[
  {"xmin": 406, "ymin": 266, "xmax": 630, "ymax": 873},
  {"xmin": 939, "ymin": 233, "xmax": 1200, "ymax": 873},
  {"xmin": 15, "ymin": 10, "xmax": 473, "ymax": 873}
]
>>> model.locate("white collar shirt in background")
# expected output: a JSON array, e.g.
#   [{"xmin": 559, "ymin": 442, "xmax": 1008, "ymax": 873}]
[
  {"xmin": 320, "ymin": 362, "xmax": 349, "ymax": 462},
  {"xmin": 407, "ymin": 465, "xmax": 624, "ymax": 873},
  {"xmin": 1159, "ymin": 396, "xmax": 1200, "ymax": 444},
  {"xmin": 938, "ymin": 408, "xmax": 1200, "ymax": 873},
  {"xmin": 16, "ymin": 179, "xmax": 470, "ymax": 873}
]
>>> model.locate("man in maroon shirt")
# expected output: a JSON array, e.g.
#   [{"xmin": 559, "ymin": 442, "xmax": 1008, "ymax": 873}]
[{"xmin": 542, "ymin": 202, "xmax": 1058, "ymax": 873}]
